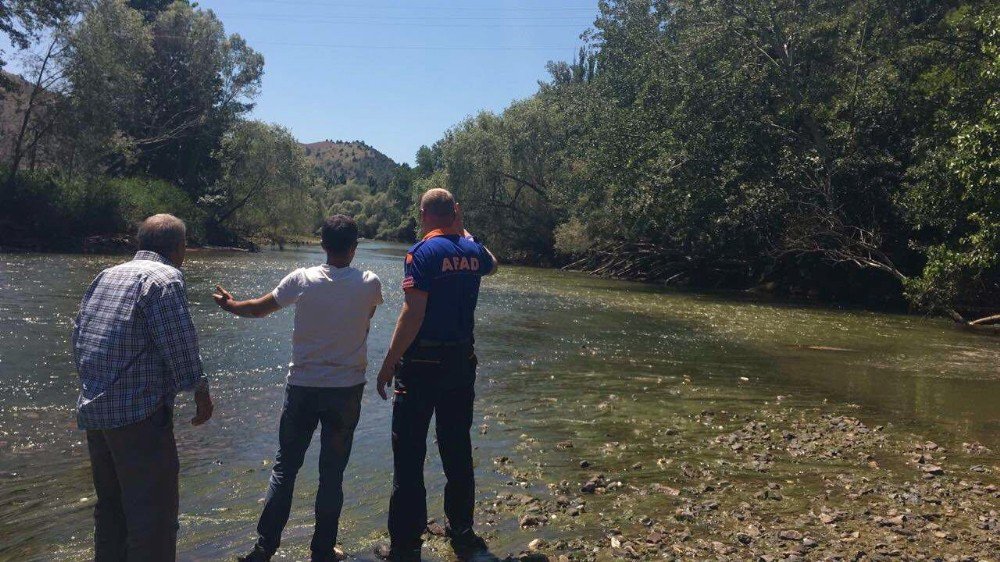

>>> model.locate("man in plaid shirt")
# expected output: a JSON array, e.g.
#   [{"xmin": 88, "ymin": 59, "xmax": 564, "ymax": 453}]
[{"xmin": 74, "ymin": 214, "xmax": 213, "ymax": 562}]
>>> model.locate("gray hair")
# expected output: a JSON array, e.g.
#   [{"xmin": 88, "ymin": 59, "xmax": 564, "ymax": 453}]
[{"xmin": 137, "ymin": 214, "xmax": 186, "ymax": 256}]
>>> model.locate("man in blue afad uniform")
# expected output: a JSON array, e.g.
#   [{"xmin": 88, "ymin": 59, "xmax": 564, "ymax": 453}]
[{"xmin": 374, "ymin": 189, "xmax": 498, "ymax": 561}]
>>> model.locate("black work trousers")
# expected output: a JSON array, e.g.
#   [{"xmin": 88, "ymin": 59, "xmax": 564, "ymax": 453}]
[{"xmin": 387, "ymin": 342, "xmax": 477, "ymax": 550}]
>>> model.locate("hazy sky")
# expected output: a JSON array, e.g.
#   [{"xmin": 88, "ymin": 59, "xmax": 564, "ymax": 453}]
[{"xmin": 193, "ymin": 0, "xmax": 599, "ymax": 164}]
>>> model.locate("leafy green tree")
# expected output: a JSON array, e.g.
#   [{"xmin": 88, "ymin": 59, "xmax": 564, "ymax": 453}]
[
  {"xmin": 138, "ymin": 1, "xmax": 263, "ymax": 191},
  {"xmin": 200, "ymin": 120, "xmax": 316, "ymax": 245},
  {"xmin": 59, "ymin": 0, "xmax": 263, "ymax": 191},
  {"xmin": 902, "ymin": 4, "xmax": 1000, "ymax": 322},
  {"xmin": 420, "ymin": 0, "xmax": 998, "ymax": 321},
  {"xmin": 59, "ymin": 0, "xmax": 153, "ymax": 173},
  {"xmin": 128, "ymin": 0, "xmax": 175, "ymax": 18}
]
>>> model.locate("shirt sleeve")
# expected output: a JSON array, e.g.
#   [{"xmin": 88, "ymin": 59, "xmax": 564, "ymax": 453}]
[
  {"xmin": 371, "ymin": 274, "xmax": 385, "ymax": 306},
  {"xmin": 402, "ymin": 248, "xmax": 433, "ymax": 292},
  {"xmin": 478, "ymin": 243, "xmax": 496, "ymax": 274},
  {"xmin": 141, "ymin": 280, "xmax": 206, "ymax": 393},
  {"xmin": 272, "ymin": 269, "xmax": 306, "ymax": 308}
]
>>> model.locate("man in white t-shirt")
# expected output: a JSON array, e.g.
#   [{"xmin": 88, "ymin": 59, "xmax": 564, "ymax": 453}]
[{"xmin": 212, "ymin": 215, "xmax": 383, "ymax": 562}]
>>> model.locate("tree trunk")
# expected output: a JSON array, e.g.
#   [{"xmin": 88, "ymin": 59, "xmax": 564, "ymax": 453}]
[{"xmin": 7, "ymin": 38, "xmax": 58, "ymax": 185}]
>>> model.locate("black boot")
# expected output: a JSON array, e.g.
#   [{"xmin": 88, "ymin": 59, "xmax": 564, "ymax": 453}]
[
  {"xmin": 373, "ymin": 543, "xmax": 422, "ymax": 561},
  {"xmin": 448, "ymin": 528, "xmax": 489, "ymax": 560},
  {"xmin": 237, "ymin": 545, "xmax": 272, "ymax": 562}
]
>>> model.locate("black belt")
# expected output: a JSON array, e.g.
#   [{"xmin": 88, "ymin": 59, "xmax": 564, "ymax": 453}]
[{"xmin": 414, "ymin": 338, "xmax": 472, "ymax": 348}]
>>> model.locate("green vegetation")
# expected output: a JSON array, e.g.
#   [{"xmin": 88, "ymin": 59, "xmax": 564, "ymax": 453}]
[
  {"xmin": 1, "ymin": 0, "xmax": 996, "ymax": 323},
  {"xmin": 0, "ymin": 0, "xmax": 322, "ymax": 249},
  {"xmin": 304, "ymin": 140, "xmax": 418, "ymax": 241},
  {"xmin": 0, "ymin": 168, "xmax": 197, "ymax": 249},
  {"xmin": 304, "ymin": 140, "xmax": 398, "ymax": 188},
  {"xmin": 404, "ymin": 0, "xmax": 999, "ymax": 324}
]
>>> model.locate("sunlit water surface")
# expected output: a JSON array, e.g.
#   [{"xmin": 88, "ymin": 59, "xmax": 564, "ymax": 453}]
[{"xmin": 1, "ymin": 243, "xmax": 997, "ymax": 560}]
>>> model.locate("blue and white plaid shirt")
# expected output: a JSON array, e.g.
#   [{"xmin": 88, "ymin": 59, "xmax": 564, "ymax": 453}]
[{"xmin": 73, "ymin": 251, "xmax": 208, "ymax": 430}]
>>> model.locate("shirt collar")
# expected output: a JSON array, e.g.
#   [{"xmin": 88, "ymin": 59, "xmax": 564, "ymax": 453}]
[
  {"xmin": 133, "ymin": 250, "xmax": 175, "ymax": 267},
  {"xmin": 422, "ymin": 228, "xmax": 464, "ymax": 241},
  {"xmin": 321, "ymin": 263, "xmax": 352, "ymax": 274}
]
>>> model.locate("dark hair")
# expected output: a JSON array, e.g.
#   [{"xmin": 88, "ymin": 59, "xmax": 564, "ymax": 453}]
[{"xmin": 321, "ymin": 215, "xmax": 359, "ymax": 254}]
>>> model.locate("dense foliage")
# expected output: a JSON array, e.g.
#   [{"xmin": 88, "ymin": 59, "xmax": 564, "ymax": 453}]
[
  {"xmin": 1, "ymin": 0, "xmax": 996, "ymax": 320},
  {"xmin": 410, "ymin": 0, "xmax": 998, "ymax": 320},
  {"xmin": 0, "ymin": 0, "xmax": 321, "ymax": 249}
]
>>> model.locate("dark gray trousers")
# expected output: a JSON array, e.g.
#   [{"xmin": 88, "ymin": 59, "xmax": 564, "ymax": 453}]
[{"xmin": 86, "ymin": 405, "xmax": 179, "ymax": 562}]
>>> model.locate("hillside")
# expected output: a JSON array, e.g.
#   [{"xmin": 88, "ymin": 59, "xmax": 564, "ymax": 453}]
[
  {"xmin": 302, "ymin": 140, "xmax": 398, "ymax": 187},
  {"xmin": 0, "ymin": 72, "xmax": 58, "ymax": 166}
]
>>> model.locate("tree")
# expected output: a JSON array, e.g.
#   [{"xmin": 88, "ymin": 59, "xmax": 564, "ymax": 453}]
[
  {"xmin": 128, "ymin": 0, "xmax": 175, "ymax": 18},
  {"xmin": 58, "ymin": 0, "xmax": 263, "ymax": 190},
  {"xmin": 901, "ymin": 4, "xmax": 1000, "ymax": 325},
  {"xmin": 0, "ymin": 0, "xmax": 78, "ymax": 83},
  {"xmin": 5, "ymin": 33, "xmax": 65, "ymax": 181},
  {"xmin": 418, "ymin": 0, "xmax": 998, "ymax": 321},
  {"xmin": 58, "ymin": 0, "xmax": 153, "ymax": 174},
  {"xmin": 138, "ymin": 1, "xmax": 263, "ymax": 191},
  {"xmin": 201, "ymin": 120, "xmax": 315, "ymax": 246}
]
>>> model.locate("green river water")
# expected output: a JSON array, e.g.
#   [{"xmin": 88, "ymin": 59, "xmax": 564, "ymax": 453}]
[{"xmin": 0, "ymin": 243, "xmax": 997, "ymax": 560}]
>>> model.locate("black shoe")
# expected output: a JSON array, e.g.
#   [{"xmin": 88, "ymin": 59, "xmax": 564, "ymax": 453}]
[
  {"xmin": 448, "ymin": 528, "xmax": 489, "ymax": 560},
  {"xmin": 374, "ymin": 543, "xmax": 421, "ymax": 561},
  {"xmin": 237, "ymin": 545, "xmax": 272, "ymax": 562}
]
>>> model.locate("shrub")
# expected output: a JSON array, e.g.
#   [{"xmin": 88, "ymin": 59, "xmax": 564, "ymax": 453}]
[
  {"xmin": 0, "ymin": 169, "xmax": 199, "ymax": 250},
  {"xmin": 111, "ymin": 177, "xmax": 201, "ymax": 238}
]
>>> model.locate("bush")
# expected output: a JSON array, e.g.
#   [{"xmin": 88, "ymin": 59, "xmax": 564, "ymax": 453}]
[
  {"xmin": 112, "ymin": 177, "xmax": 201, "ymax": 238},
  {"xmin": 554, "ymin": 218, "xmax": 592, "ymax": 256},
  {"xmin": 0, "ymin": 169, "xmax": 198, "ymax": 250}
]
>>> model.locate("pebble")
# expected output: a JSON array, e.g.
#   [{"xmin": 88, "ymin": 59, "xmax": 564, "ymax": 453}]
[
  {"xmin": 778, "ymin": 529, "xmax": 803, "ymax": 541},
  {"xmin": 519, "ymin": 514, "xmax": 547, "ymax": 528}
]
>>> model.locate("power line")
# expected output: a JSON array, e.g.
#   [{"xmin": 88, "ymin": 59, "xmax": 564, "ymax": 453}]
[
  {"xmin": 254, "ymin": 40, "xmax": 581, "ymax": 51},
  {"xmin": 232, "ymin": 0, "xmax": 600, "ymax": 13},
  {"xmin": 223, "ymin": 14, "xmax": 589, "ymax": 27},
  {"xmin": 222, "ymin": 12, "xmax": 596, "ymax": 22}
]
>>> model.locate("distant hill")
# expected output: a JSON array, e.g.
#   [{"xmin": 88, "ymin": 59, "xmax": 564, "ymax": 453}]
[{"xmin": 302, "ymin": 140, "xmax": 398, "ymax": 187}]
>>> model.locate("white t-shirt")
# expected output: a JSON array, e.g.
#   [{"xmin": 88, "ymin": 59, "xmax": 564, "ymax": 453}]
[{"xmin": 272, "ymin": 265, "xmax": 383, "ymax": 388}]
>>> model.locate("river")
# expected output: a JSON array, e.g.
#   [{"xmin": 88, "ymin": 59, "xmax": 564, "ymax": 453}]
[{"xmin": 0, "ymin": 243, "xmax": 997, "ymax": 560}]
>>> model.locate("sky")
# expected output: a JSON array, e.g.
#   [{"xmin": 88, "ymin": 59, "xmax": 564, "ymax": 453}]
[{"xmin": 193, "ymin": 0, "xmax": 600, "ymax": 164}]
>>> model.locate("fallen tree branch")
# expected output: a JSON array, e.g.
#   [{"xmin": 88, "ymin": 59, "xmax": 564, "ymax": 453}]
[{"xmin": 969, "ymin": 314, "xmax": 1000, "ymax": 326}]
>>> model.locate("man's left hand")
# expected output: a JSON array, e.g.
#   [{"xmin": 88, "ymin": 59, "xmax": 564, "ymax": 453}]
[{"xmin": 191, "ymin": 388, "xmax": 214, "ymax": 426}]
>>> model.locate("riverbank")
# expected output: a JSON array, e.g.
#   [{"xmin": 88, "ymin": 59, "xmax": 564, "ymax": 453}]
[{"xmin": 456, "ymin": 401, "xmax": 998, "ymax": 561}]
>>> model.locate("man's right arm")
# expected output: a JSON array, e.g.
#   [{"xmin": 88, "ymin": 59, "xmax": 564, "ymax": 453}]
[
  {"xmin": 213, "ymin": 286, "xmax": 282, "ymax": 318},
  {"xmin": 454, "ymin": 202, "xmax": 498, "ymax": 275},
  {"xmin": 213, "ymin": 269, "xmax": 303, "ymax": 318},
  {"xmin": 376, "ymin": 289, "xmax": 428, "ymax": 400}
]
